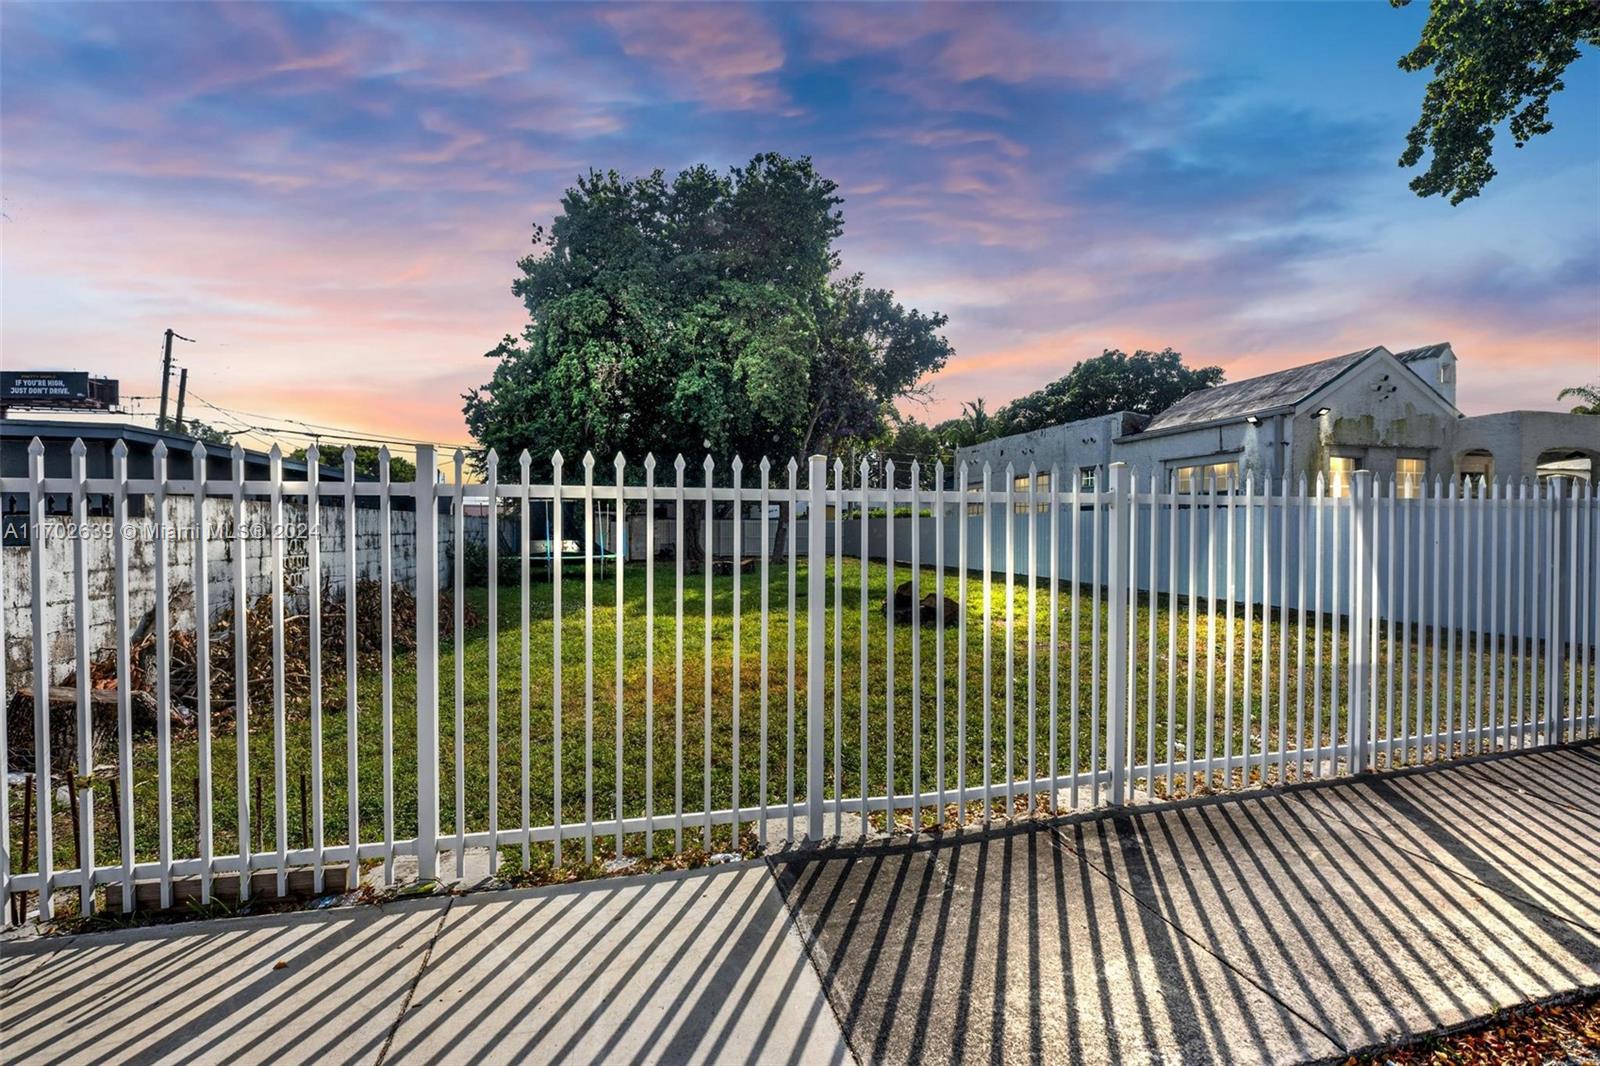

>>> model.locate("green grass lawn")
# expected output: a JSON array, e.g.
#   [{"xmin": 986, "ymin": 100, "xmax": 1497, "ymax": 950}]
[{"xmin": 9, "ymin": 558, "xmax": 1573, "ymax": 879}]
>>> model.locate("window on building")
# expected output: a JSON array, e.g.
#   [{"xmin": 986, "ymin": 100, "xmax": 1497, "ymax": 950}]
[
  {"xmin": 1439, "ymin": 362, "xmax": 1455, "ymax": 386},
  {"xmin": 1012, "ymin": 474, "xmax": 1031, "ymax": 513},
  {"xmin": 1174, "ymin": 461, "xmax": 1239, "ymax": 494},
  {"xmin": 966, "ymin": 480, "xmax": 983, "ymax": 516},
  {"xmin": 1078, "ymin": 466, "xmax": 1098, "ymax": 493},
  {"xmin": 1327, "ymin": 456, "xmax": 1360, "ymax": 498},
  {"xmin": 1034, "ymin": 471, "xmax": 1051, "ymax": 512},
  {"xmin": 1396, "ymin": 457, "xmax": 1425, "ymax": 499}
]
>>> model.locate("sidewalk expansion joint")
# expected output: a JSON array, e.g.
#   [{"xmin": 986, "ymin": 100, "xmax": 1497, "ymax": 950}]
[
  {"xmin": 375, "ymin": 893, "xmax": 456, "ymax": 1066},
  {"xmin": 1044, "ymin": 817, "xmax": 1348, "ymax": 1055}
]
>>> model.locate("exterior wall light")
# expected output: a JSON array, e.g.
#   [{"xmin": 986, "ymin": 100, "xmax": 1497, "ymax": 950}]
[
  {"xmin": 1312, "ymin": 407, "xmax": 1331, "ymax": 418},
  {"xmin": 1245, "ymin": 415, "xmax": 1261, "ymax": 426}
]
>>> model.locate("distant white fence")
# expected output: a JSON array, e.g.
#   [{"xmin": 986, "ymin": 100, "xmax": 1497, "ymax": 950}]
[
  {"xmin": 2, "ymin": 441, "xmax": 1596, "ymax": 924},
  {"xmin": 843, "ymin": 466, "xmax": 1578, "ymax": 641}
]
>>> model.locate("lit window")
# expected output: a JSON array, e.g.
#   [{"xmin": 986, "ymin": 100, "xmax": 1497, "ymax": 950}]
[
  {"xmin": 1396, "ymin": 458, "xmax": 1425, "ymax": 499},
  {"xmin": 1327, "ymin": 456, "xmax": 1359, "ymax": 498},
  {"xmin": 1174, "ymin": 461, "xmax": 1238, "ymax": 493},
  {"xmin": 1078, "ymin": 466, "xmax": 1098, "ymax": 492},
  {"xmin": 1034, "ymin": 471, "xmax": 1051, "ymax": 512},
  {"xmin": 966, "ymin": 480, "xmax": 983, "ymax": 516},
  {"xmin": 1013, "ymin": 474, "xmax": 1031, "ymax": 513}
]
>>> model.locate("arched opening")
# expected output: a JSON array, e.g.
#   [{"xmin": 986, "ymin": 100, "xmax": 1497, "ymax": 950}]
[
  {"xmin": 1536, "ymin": 447, "xmax": 1595, "ymax": 483},
  {"xmin": 1454, "ymin": 448, "xmax": 1494, "ymax": 485}
]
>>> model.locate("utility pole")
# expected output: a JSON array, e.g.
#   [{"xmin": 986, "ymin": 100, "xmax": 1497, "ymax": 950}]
[
  {"xmin": 174, "ymin": 368, "xmax": 189, "ymax": 434},
  {"xmin": 157, "ymin": 328, "xmax": 195, "ymax": 430}
]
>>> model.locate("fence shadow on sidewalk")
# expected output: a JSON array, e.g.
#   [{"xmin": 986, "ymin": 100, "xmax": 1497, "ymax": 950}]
[
  {"xmin": 0, "ymin": 898, "xmax": 447, "ymax": 1065},
  {"xmin": 773, "ymin": 745, "xmax": 1600, "ymax": 1066},
  {"xmin": 379, "ymin": 861, "xmax": 850, "ymax": 1066}
]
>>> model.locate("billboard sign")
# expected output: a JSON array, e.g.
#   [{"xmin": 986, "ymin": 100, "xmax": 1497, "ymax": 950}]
[{"xmin": 0, "ymin": 371, "xmax": 119, "ymax": 409}]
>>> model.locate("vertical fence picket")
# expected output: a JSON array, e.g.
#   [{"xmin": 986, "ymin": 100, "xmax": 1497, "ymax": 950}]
[
  {"xmin": 1278, "ymin": 474, "xmax": 1291, "ymax": 781},
  {"xmin": 27, "ymin": 440, "xmax": 53, "ymax": 919},
  {"xmin": 981, "ymin": 462, "xmax": 993, "ymax": 816},
  {"xmin": 806, "ymin": 454, "xmax": 827, "ymax": 838},
  {"xmin": 307, "ymin": 448, "xmax": 325, "ymax": 892},
  {"xmin": 552, "ymin": 451, "xmax": 565, "ymax": 865},
  {"xmin": 759, "ymin": 459, "xmax": 770, "ymax": 844},
  {"xmin": 70, "ymin": 441, "xmax": 94, "ymax": 914},
  {"xmin": 672, "ymin": 455, "xmax": 682, "ymax": 853},
  {"xmin": 615, "ymin": 454, "xmax": 627, "ymax": 857},
  {"xmin": 1186, "ymin": 478, "xmax": 1199, "ymax": 794},
  {"xmin": 934, "ymin": 460, "xmax": 940, "ymax": 816},
  {"xmin": 380, "ymin": 449, "xmax": 394, "ymax": 883},
  {"xmin": 188, "ymin": 442, "xmax": 210, "ymax": 904},
  {"xmin": 520, "ymin": 451, "xmax": 532, "ymax": 866},
  {"xmin": 835, "ymin": 457, "xmax": 845, "ymax": 838},
  {"xmin": 1070, "ymin": 469, "xmax": 1082, "ymax": 808},
  {"xmin": 1003, "ymin": 464, "xmax": 1013, "ymax": 814},
  {"xmin": 643, "ymin": 454, "xmax": 655, "ymax": 857},
  {"xmin": 912, "ymin": 462, "xmax": 923, "ymax": 828},
  {"xmin": 886, "ymin": 460, "xmax": 898, "ymax": 829},
  {"xmin": 1312, "ymin": 475, "xmax": 1325, "ymax": 778},
  {"xmin": 1051, "ymin": 466, "xmax": 1062, "ymax": 804},
  {"xmin": 1474, "ymin": 476, "xmax": 1487, "ymax": 752},
  {"xmin": 1295, "ymin": 476, "xmax": 1308, "ymax": 780},
  {"xmin": 343, "ymin": 448, "xmax": 359, "ymax": 884},
  {"xmin": 786, "ymin": 458, "xmax": 797, "ymax": 841},
  {"xmin": 1146, "ymin": 474, "xmax": 1157, "ymax": 799},
  {"xmin": 1027, "ymin": 467, "xmax": 1039, "ymax": 809},
  {"xmin": 453, "ymin": 450, "xmax": 466, "ymax": 876},
  {"xmin": 1241, "ymin": 477, "xmax": 1253, "ymax": 782},
  {"xmin": 860, "ymin": 459, "xmax": 871, "ymax": 831},
  {"xmin": 118, "ymin": 442, "xmax": 138, "ymax": 910},
  {"xmin": 729, "ymin": 457, "xmax": 742, "ymax": 846},
  {"xmin": 269, "ymin": 444, "xmax": 289, "ymax": 895},
  {"xmin": 153, "ymin": 440, "xmax": 174, "ymax": 909},
  {"xmin": 413, "ymin": 446, "xmax": 439, "ymax": 883},
  {"xmin": 486, "ymin": 450, "xmax": 499, "ymax": 873},
  {"xmin": 589, "ymin": 451, "xmax": 601, "ymax": 860},
  {"xmin": 1204, "ymin": 477, "xmax": 1218, "ymax": 789},
  {"xmin": 1106, "ymin": 463, "xmax": 1130, "ymax": 805},
  {"xmin": 1223, "ymin": 475, "xmax": 1236, "ymax": 784}
]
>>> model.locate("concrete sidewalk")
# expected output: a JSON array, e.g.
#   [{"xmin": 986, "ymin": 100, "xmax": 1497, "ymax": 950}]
[
  {"xmin": 3, "ymin": 744, "xmax": 1597, "ymax": 1065},
  {"xmin": 777, "ymin": 743, "xmax": 1600, "ymax": 1065}
]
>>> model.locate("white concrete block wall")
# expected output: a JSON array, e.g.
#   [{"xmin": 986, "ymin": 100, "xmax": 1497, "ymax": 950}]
[{"xmin": 4, "ymin": 497, "xmax": 420, "ymax": 690}]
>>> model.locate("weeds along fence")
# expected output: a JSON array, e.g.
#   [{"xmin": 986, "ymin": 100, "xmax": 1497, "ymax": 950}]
[{"xmin": 2, "ymin": 438, "xmax": 1597, "ymax": 923}]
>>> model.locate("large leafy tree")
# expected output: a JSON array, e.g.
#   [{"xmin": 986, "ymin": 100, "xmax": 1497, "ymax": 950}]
[
  {"xmin": 1395, "ymin": 0, "xmax": 1600, "ymax": 204},
  {"xmin": 288, "ymin": 443, "xmax": 416, "ymax": 481},
  {"xmin": 464, "ymin": 154, "xmax": 952, "ymax": 473},
  {"xmin": 988, "ymin": 348, "xmax": 1223, "ymax": 438}
]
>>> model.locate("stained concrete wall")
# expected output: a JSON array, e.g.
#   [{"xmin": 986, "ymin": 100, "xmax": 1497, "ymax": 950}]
[{"xmin": 4, "ymin": 499, "xmax": 425, "ymax": 691}]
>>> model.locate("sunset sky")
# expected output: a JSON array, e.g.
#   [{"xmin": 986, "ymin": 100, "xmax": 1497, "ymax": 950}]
[{"xmin": 4, "ymin": 2, "xmax": 1597, "ymax": 454}]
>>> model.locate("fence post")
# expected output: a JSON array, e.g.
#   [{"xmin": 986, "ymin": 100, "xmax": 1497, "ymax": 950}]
[
  {"xmin": 806, "ymin": 455, "xmax": 827, "ymax": 838},
  {"xmin": 1350, "ymin": 470, "xmax": 1373, "ymax": 771},
  {"xmin": 1547, "ymin": 477, "xmax": 1568, "ymax": 744},
  {"xmin": 1105, "ymin": 462, "xmax": 1131, "ymax": 804},
  {"xmin": 414, "ymin": 445, "xmax": 439, "ymax": 880}
]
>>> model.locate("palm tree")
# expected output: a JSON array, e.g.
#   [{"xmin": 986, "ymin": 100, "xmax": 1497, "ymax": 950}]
[
  {"xmin": 960, "ymin": 398, "xmax": 991, "ymax": 440},
  {"xmin": 1558, "ymin": 385, "xmax": 1600, "ymax": 415}
]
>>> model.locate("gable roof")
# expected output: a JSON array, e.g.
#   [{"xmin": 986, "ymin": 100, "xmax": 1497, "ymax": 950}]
[
  {"xmin": 1393, "ymin": 341, "xmax": 1453, "ymax": 364},
  {"xmin": 1139, "ymin": 346, "xmax": 1385, "ymax": 434}
]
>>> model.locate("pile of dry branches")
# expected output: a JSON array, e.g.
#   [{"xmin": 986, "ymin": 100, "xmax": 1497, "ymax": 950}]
[{"xmin": 9, "ymin": 580, "xmax": 479, "ymax": 771}]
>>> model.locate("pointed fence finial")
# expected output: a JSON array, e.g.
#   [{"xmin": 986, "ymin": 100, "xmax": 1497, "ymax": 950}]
[
  {"xmin": 70, "ymin": 437, "xmax": 87, "ymax": 458},
  {"xmin": 114, "ymin": 439, "xmax": 130, "ymax": 459},
  {"xmin": 519, "ymin": 449, "xmax": 531, "ymax": 470},
  {"xmin": 153, "ymin": 439, "xmax": 169, "ymax": 460},
  {"xmin": 644, "ymin": 452, "xmax": 656, "ymax": 471}
]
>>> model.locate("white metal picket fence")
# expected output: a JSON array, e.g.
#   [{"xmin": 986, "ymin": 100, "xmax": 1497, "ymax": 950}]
[{"xmin": 2, "ymin": 437, "xmax": 1597, "ymax": 923}]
